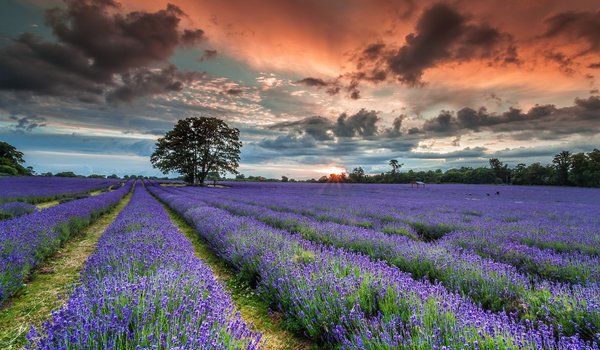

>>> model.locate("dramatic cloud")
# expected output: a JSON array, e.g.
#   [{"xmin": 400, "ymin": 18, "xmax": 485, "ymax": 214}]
[
  {"xmin": 296, "ymin": 77, "xmax": 328, "ymax": 88},
  {"xmin": 543, "ymin": 10, "xmax": 600, "ymax": 55},
  {"xmin": 199, "ymin": 49, "xmax": 218, "ymax": 62},
  {"xmin": 384, "ymin": 3, "xmax": 516, "ymax": 85},
  {"xmin": 421, "ymin": 95, "xmax": 600, "ymax": 137},
  {"xmin": 298, "ymin": 2, "xmax": 518, "ymax": 96},
  {"xmin": 45, "ymin": 1, "xmax": 204, "ymax": 71},
  {"xmin": 544, "ymin": 50, "xmax": 575, "ymax": 75},
  {"xmin": 270, "ymin": 109, "xmax": 380, "ymax": 141},
  {"xmin": 107, "ymin": 65, "xmax": 206, "ymax": 103},
  {"xmin": 296, "ymin": 77, "xmax": 341, "ymax": 96},
  {"xmin": 8, "ymin": 115, "xmax": 47, "ymax": 132},
  {"xmin": 0, "ymin": 0, "xmax": 205, "ymax": 102},
  {"xmin": 225, "ymin": 88, "xmax": 244, "ymax": 96}
]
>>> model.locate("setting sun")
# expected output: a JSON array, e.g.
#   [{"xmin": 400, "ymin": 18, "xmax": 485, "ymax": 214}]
[{"xmin": 316, "ymin": 165, "xmax": 347, "ymax": 175}]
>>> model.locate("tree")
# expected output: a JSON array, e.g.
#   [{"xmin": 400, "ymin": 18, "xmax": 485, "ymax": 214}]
[
  {"xmin": 281, "ymin": 175, "xmax": 289, "ymax": 182},
  {"xmin": 489, "ymin": 158, "xmax": 510, "ymax": 183},
  {"xmin": 349, "ymin": 166, "xmax": 365, "ymax": 183},
  {"xmin": 0, "ymin": 141, "xmax": 32, "ymax": 175},
  {"xmin": 552, "ymin": 151, "xmax": 571, "ymax": 185},
  {"xmin": 389, "ymin": 159, "xmax": 402, "ymax": 174},
  {"xmin": 569, "ymin": 152, "xmax": 588, "ymax": 186},
  {"xmin": 55, "ymin": 171, "xmax": 78, "ymax": 177},
  {"xmin": 151, "ymin": 117, "xmax": 242, "ymax": 185}
]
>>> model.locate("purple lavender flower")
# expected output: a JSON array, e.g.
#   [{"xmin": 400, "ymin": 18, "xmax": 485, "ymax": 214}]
[
  {"xmin": 0, "ymin": 181, "xmax": 132, "ymax": 305},
  {"xmin": 29, "ymin": 183, "xmax": 261, "ymax": 349},
  {"xmin": 147, "ymin": 181, "xmax": 598, "ymax": 348}
]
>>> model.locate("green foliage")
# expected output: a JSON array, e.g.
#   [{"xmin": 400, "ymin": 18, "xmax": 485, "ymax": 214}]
[
  {"xmin": 0, "ymin": 141, "xmax": 32, "ymax": 175},
  {"xmin": 338, "ymin": 148, "xmax": 600, "ymax": 187},
  {"xmin": 348, "ymin": 166, "xmax": 365, "ymax": 182},
  {"xmin": 0, "ymin": 165, "xmax": 18, "ymax": 175},
  {"xmin": 54, "ymin": 171, "xmax": 78, "ymax": 178},
  {"xmin": 151, "ymin": 117, "xmax": 242, "ymax": 185},
  {"xmin": 408, "ymin": 222, "xmax": 456, "ymax": 241}
]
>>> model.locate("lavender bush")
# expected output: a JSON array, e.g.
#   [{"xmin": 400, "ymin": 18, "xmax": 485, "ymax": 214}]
[
  {"xmin": 0, "ymin": 202, "xmax": 36, "ymax": 220},
  {"xmin": 29, "ymin": 184, "xmax": 261, "ymax": 349},
  {"xmin": 0, "ymin": 176, "xmax": 120, "ymax": 204},
  {"xmin": 0, "ymin": 182, "xmax": 132, "ymax": 305}
]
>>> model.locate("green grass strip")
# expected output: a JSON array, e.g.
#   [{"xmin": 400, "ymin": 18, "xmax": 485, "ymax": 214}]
[
  {"xmin": 161, "ymin": 203, "xmax": 315, "ymax": 350},
  {"xmin": 0, "ymin": 191, "xmax": 133, "ymax": 349}
]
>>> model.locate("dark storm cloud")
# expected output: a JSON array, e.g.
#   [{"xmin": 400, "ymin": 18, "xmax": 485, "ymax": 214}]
[
  {"xmin": 181, "ymin": 29, "xmax": 206, "ymax": 47},
  {"xmin": 44, "ymin": 1, "xmax": 204, "ymax": 72},
  {"xmin": 421, "ymin": 95, "xmax": 600, "ymax": 137},
  {"xmin": 199, "ymin": 49, "xmax": 218, "ymax": 62},
  {"xmin": 261, "ymin": 94, "xmax": 600, "ymax": 165},
  {"xmin": 296, "ymin": 77, "xmax": 329, "ymax": 87},
  {"xmin": 543, "ymin": 10, "xmax": 600, "ymax": 55},
  {"xmin": 106, "ymin": 65, "xmax": 200, "ymax": 103},
  {"xmin": 225, "ymin": 88, "xmax": 244, "ymax": 96},
  {"xmin": 334, "ymin": 109, "xmax": 379, "ymax": 137},
  {"xmin": 0, "ymin": 0, "xmax": 205, "ymax": 102},
  {"xmin": 269, "ymin": 116, "xmax": 332, "ymax": 141},
  {"xmin": 382, "ymin": 115, "xmax": 405, "ymax": 137},
  {"xmin": 383, "ymin": 3, "xmax": 517, "ymax": 85},
  {"xmin": 575, "ymin": 95, "xmax": 600, "ymax": 110},
  {"xmin": 6, "ymin": 115, "xmax": 47, "ymax": 132},
  {"xmin": 544, "ymin": 50, "xmax": 575, "ymax": 75},
  {"xmin": 270, "ymin": 109, "xmax": 380, "ymax": 140},
  {"xmin": 299, "ymin": 3, "xmax": 517, "ymax": 97},
  {"xmin": 0, "ymin": 33, "xmax": 106, "ymax": 97},
  {"xmin": 296, "ymin": 77, "xmax": 342, "ymax": 96}
]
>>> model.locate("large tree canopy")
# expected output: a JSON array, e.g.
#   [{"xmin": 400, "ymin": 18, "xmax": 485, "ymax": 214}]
[
  {"xmin": 151, "ymin": 117, "xmax": 242, "ymax": 185},
  {"xmin": 0, "ymin": 141, "xmax": 31, "ymax": 175}
]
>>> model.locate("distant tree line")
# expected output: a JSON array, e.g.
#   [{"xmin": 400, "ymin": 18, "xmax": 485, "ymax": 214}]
[
  {"xmin": 310, "ymin": 149, "xmax": 600, "ymax": 188},
  {"xmin": 37, "ymin": 172, "xmax": 173, "ymax": 180}
]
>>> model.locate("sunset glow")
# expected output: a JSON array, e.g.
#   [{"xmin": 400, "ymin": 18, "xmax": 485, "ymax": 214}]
[
  {"xmin": 316, "ymin": 166, "xmax": 348, "ymax": 175},
  {"xmin": 0, "ymin": 0, "xmax": 598, "ymax": 177}
]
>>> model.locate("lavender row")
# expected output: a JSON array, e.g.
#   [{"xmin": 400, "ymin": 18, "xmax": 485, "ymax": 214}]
[
  {"xmin": 184, "ymin": 183, "xmax": 599, "ymax": 282},
  {"xmin": 177, "ymin": 190, "xmax": 599, "ymax": 342},
  {"xmin": 0, "ymin": 202, "xmax": 37, "ymax": 220},
  {"xmin": 147, "ymin": 184, "xmax": 595, "ymax": 348},
  {"xmin": 0, "ymin": 176, "xmax": 120, "ymax": 204},
  {"xmin": 439, "ymin": 230, "xmax": 600, "ymax": 284},
  {"xmin": 29, "ymin": 184, "xmax": 261, "ymax": 349},
  {"xmin": 0, "ymin": 181, "xmax": 132, "ymax": 305},
  {"xmin": 192, "ymin": 184, "xmax": 599, "ymax": 286},
  {"xmin": 212, "ymin": 182, "xmax": 600, "ymax": 256}
]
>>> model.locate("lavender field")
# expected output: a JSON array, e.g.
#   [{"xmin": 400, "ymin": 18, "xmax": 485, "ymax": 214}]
[
  {"xmin": 1, "ymin": 178, "xmax": 599, "ymax": 349},
  {"xmin": 147, "ymin": 181, "xmax": 599, "ymax": 348},
  {"xmin": 0, "ymin": 176, "xmax": 120, "ymax": 204}
]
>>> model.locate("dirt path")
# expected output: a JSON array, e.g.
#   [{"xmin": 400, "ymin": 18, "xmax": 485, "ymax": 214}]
[
  {"xmin": 162, "ymin": 203, "xmax": 314, "ymax": 350},
  {"xmin": 0, "ymin": 191, "xmax": 133, "ymax": 349}
]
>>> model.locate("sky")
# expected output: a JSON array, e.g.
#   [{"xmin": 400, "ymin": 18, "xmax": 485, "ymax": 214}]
[{"xmin": 0, "ymin": 0, "xmax": 598, "ymax": 179}]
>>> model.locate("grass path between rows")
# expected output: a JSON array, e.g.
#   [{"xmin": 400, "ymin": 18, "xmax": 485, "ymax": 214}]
[
  {"xmin": 0, "ymin": 191, "xmax": 133, "ymax": 350},
  {"xmin": 35, "ymin": 183, "xmax": 120, "ymax": 210},
  {"xmin": 162, "ymin": 203, "xmax": 314, "ymax": 350}
]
